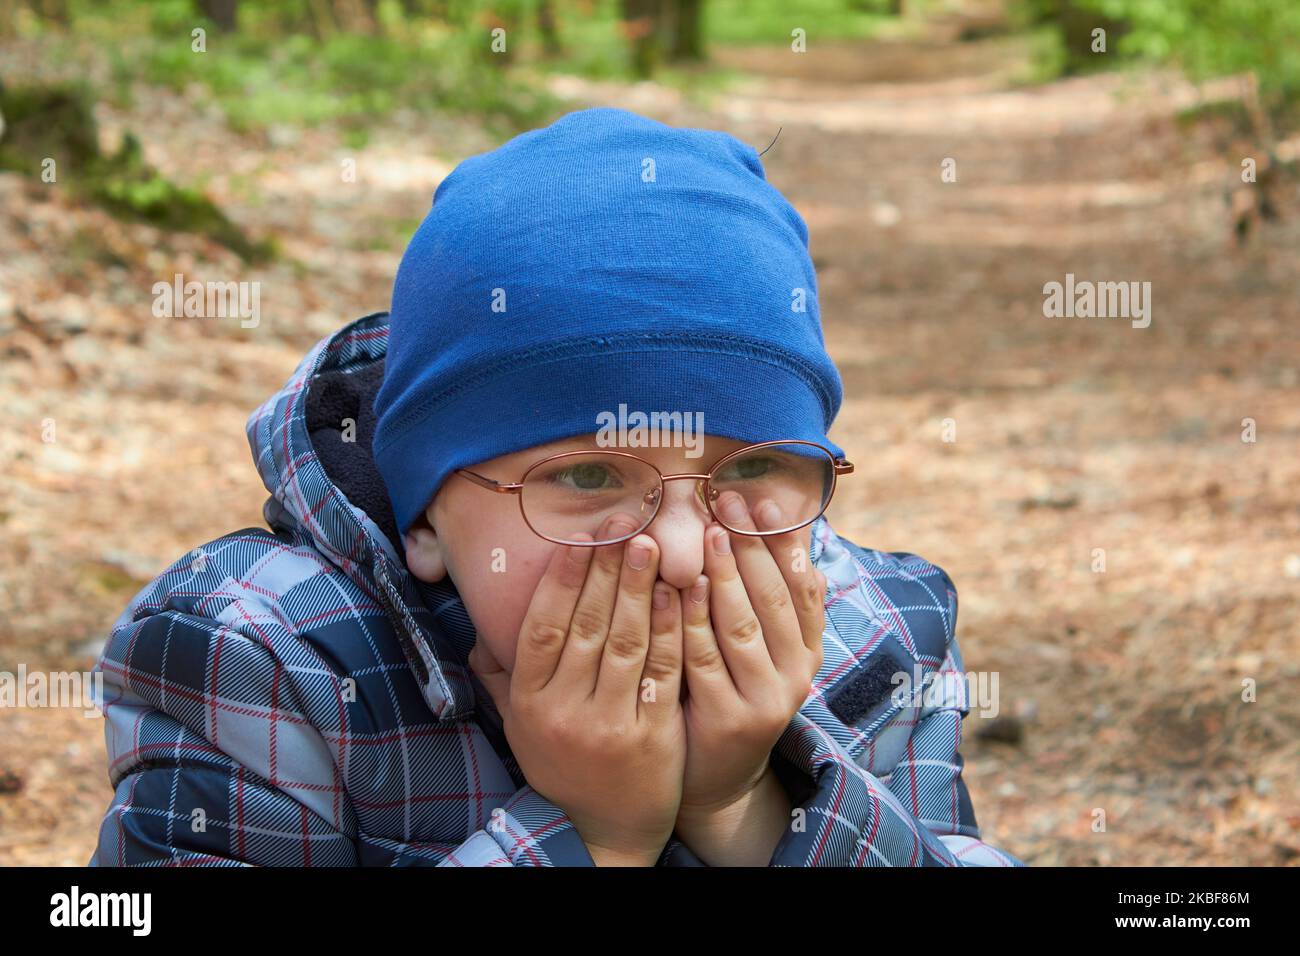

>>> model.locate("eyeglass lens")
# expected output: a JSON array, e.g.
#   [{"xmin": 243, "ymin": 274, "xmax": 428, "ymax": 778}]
[{"xmin": 519, "ymin": 443, "xmax": 835, "ymax": 545}]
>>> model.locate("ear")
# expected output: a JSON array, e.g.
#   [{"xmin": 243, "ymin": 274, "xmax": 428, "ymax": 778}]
[{"xmin": 403, "ymin": 509, "xmax": 447, "ymax": 583}]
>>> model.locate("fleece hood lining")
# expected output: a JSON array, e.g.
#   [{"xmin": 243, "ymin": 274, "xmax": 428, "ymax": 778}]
[{"xmin": 304, "ymin": 359, "xmax": 404, "ymax": 553}]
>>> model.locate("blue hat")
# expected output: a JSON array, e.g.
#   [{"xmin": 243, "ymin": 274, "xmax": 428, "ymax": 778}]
[{"xmin": 373, "ymin": 106, "xmax": 844, "ymax": 535}]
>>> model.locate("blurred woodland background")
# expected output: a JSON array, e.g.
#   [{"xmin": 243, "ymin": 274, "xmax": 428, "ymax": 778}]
[{"xmin": 0, "ymin": 0, "xmax": 1297, "ymax": 865}]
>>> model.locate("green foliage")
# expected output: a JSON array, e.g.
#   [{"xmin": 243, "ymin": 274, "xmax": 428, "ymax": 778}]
[
  {"xmin": 0, "ymin": 82, "xmax": 273, "ymax": 262},
  {"xmin": 705, "ymin": 0, "xmax": 904, "ymax": 44},
  {"xmin": 577, "ymin": 0, "xmax": 907, "ymax": 48},
  {"xmin": 1011, "ymin": 0, "xmax": 1130, "ymax": 78},
  {"xmin": 154, "ymin": 34, "xmax": 528, "ymax": 132},
  {"xmin": 1174, "ymin": 98, "xmax": 1255, "ymax": 133},
  {"xmin": 145, "ymin": 0, "xmax": 203, "ymax": 34},
  {"xmin": 1014, "ymin": 24, "xmax": 1070, "ymax": 86},
  {"xmin": 37, "ymin": 0, "xmax": 919, "ymax": 122},
  {"xmin": 1075, "ymin": 0, "xmax": 1300, "ymax": 103},
  {"xmin": 0, "ymin": 83, "xmax": 101, "ymax": 169},
  {"xmin": 90, "ymin": 133, "xmax": 276, "ymax": 261},
  {"xmin": 55, "ymin": 0, "xmax": 558, "ymax": 136}
]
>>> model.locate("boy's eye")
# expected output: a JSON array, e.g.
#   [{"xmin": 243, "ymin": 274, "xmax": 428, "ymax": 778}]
[
  {"xmin": 545, "ymin": 462, "xmax": 625, "ymax": 491},
  {"xmin": 714, "ymin": 455, "xmax": 775, "ymax": 482}
]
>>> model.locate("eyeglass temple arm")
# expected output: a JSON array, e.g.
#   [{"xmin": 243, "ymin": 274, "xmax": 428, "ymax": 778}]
[
  {"xmin": 456, "ymin": 468, "xmax": 524, "ymax": 494},
  {"xmin": 833, "ymin": 458, "xmax": 854, "ymax": 475}
]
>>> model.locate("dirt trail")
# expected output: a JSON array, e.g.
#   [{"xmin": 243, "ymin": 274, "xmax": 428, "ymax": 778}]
[{"xmin": 1, "ymin": 32, "xmax": 1297, "ymax": 865}]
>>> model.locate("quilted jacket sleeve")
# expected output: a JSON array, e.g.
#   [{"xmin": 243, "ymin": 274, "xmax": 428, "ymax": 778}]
[
  {"xmin": 90, "ymin": 691, "xmax": 595, "ymax": 867},
  {"xmin": 90, "ymin": 714, "xmax": 595, "ymax": 866},
  {"xmin": 88, "ymin": 606, "xmax": 360, "ymax": 866},
  {"xmin": 88, "ymin": 542, "xmax": 596, "ymax": 867}
]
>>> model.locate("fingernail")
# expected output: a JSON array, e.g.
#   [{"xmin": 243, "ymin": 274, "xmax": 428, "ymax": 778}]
[
  {"xmin": 628, "ymin": 538, "xmax": 651, "ymax": 570},
  {"xmin": 652, "ymin": 583, "xmax": 669, "ymax": 609},
  {"xmin": 565, "ymin": 532, "xmax": 593, "ymax": 563},
  {"xmin": 689, "ymin": 577, "xmax": 708, "ymax": 605},
  {"xmin": 720, "ymin": 493, "xmax": 748, "ymax": 524},
  {"xmin": 605, "ymin": 516, "xmax": 637, "ymax": 540},
  {"xmin": 711, "ymin": 526, "xmax": 731, "ymax": 556},
  {"xmin": 759, "ymin": 500, "xmax": 782, "ymax": 529}
]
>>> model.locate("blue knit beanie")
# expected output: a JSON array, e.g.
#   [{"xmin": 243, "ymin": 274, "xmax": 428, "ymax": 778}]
[{"xmin": 372, "ymin": 106, "xmax": 845, "ymax": 536}]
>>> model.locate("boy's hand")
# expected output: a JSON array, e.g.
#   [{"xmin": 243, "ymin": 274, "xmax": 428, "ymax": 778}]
[
  {"xmin": 468, "ymin": 513, "xmax": 687, "ymax": 867},
  {"xmin": 674, "ymin": 492, "xmax": 825, "ymax": 862}
]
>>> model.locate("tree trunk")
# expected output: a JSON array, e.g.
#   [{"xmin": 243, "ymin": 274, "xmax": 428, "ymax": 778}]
[
  {"xmin": 38, "ymin": 0, "xmax": 71, "ymax": 25},
  {"xmin": 334, "ymin": 0, "xmax": 378, "ymax": 33},
  {"xmin": 538, "ymin": 0, "xmax": 563, "ymax": 58},
  {"xmin": 620, "ymin": 0, "xmax": 663, "ymax": 78},
  {"xmin": 306, "ymin": 0, "xmax": 338, "ymax": 40},
  {"xmin": 668, "ymin": 0, "xmax": 704, "ymax": 62},
  {"xmin": 197, "ymin": 0, "xmax": 238, "ymax": 32},
  {"xmin": 0, "ymin": 2, "xmax": 16, "ymax": 37}
]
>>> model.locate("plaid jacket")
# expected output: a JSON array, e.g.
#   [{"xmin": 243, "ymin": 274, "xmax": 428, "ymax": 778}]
[{"xmin": 89, "ymin": 311, "xmax": 1025, "ymax": 867}]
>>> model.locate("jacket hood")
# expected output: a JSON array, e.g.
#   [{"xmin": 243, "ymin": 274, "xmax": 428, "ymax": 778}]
[{"xmin": 245, "ymin": 311, "xmax": 477, "ymax": 721}]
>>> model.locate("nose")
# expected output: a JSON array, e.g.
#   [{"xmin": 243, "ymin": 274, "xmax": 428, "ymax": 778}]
[{"xmin": 641, "ymin": 477, "xmax": 712, "ymax": 591}]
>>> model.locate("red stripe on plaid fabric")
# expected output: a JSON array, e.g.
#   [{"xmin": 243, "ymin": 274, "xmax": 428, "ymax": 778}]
[
  {"xmin": 233, "ymin": 535, "xmax": 338, "ymax": 578},
  {"xmin": 107, "ymin": 737, "xmax": 346, "ymax": 797},
  {"xmin": 324, "ymin": 326, "xmax": 389, "ymax": 353},
  {"xmin": 501, "ymin": 815, "xmax": 555, "ymax": 866},
  {"xmin": 281, "ymin": 378, "xmax": 327, "ymax": 565},
  {"xmin": 822, "ymin": 579, "xmax": 860, "ymax": 611},
  {"xmin": 459, "ymin": 722, "xmax": 486, "ymax": 827},
  {"xmin": 268, "ymin": 623, "xmax": 283, "ymax": 786},
  {"xmin": 98, "ymin": 660, "xmax": 320, "ymax": 729},
  {"xmin": 208, "ymin": 627, "xmax": 227, "ymax": 748},
  {"xmin": 856, "ymin": 572, "xmax": 918, "ymax": 659},
  {"xmin": 810, "ymin": 621, "xmax": 890, "ymax": 695}
]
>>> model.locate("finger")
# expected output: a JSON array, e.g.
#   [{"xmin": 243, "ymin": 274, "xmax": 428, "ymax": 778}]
[
  {"xmin": 753, "ymin": 498, "xmax": 828, "ymax": 656},
  {"xmin": 639, "ymin": 579, "xmax": 684, "ymax": 723},
  {"xmin": 468, "ymin": 639, "xmax": 513, "ymax": 722},
  {"xmin": 593, "ymin": 532, "xmax": 660, "ymax": 712},
  {"xmin": 512, "ymin": 533, "xmax": 594, "ymax": 694},
  {"xmin": 552, "ymin": 512, "xmax": 642, "ymax": 697},
  {"xmin": 702, "ymin": 520, "xmax": 779, "ymax": 699},
  {"xmin": 679, "ymin": 574, "xmax": 735, "ymax": 705},
  {"xmin": 712, "ymin": 491, "xmax": 806, "ymax": 674}
]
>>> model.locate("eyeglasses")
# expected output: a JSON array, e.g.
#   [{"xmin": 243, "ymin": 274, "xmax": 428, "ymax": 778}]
[{"xmin": 454, "ymin": 439, "xmax": 854, "ymax": 546}]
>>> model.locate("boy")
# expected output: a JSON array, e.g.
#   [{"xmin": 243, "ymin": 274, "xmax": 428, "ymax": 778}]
[{"xmin": 89, "ymin": 107, "xmax": 1024, "ymax": 866}]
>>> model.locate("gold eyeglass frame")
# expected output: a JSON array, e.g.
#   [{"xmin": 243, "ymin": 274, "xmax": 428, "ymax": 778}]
[{"xmin": 453, "ymin": 439, "xmax": 854, "ymax": 546}]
